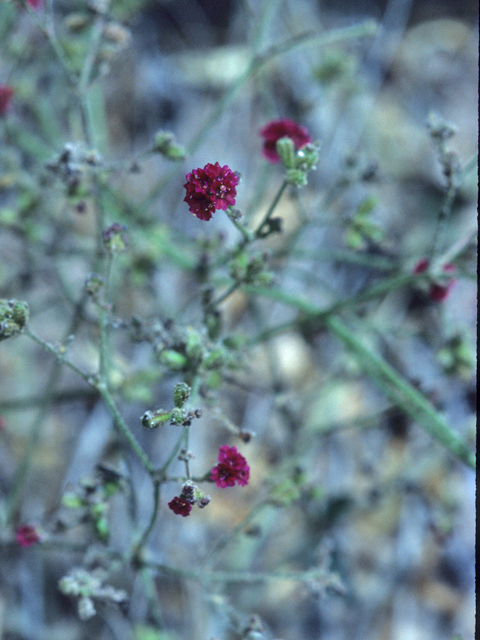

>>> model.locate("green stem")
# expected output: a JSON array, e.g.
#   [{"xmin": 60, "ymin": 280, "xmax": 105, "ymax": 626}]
[
  {"xmin": 133, "ymin": 481, "xmax": 161, "ymax": 555},
  {"xmin": 98, "ymin": 253, "xmax": 113, "ymax": 379},
  {"xmin": 253, "ymin": 180, "xmax": 288, "ymax": 239},
  {"xmin": 98, "ymin": 385, "xmax": 156, "ymax": 475},
  {"xmin": 243, "ymin": 286, "xmax": 476, "ymax": 469},
  {"xmin": 24, "ymin": 328, "xmax": 156, "ymax": 476},
  {"xmin": 159, "ymin": 429, "xmax": 187, "ymax": 476},
  {"xmin": 324, "ymin": 315, "xmax": 475, "ymax": 469}
]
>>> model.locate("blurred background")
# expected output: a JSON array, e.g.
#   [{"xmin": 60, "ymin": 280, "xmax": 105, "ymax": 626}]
[{"xmin": 0, "ymin": 1, "xmax": 477, "ymax": 639}]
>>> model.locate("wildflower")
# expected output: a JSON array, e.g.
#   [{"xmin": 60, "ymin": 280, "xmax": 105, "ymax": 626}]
[
  {"xmin": 102, "ymin": 222, "xmax": 128, "ymax": 253},
  {"xmin": 412, "ymin": 259, "xmax": 456, "ymax": 302},
  {"xmin": 26, "ymin": 0, "xmax": 42, "ymax": 8},
  {"xmin": 260, "ymin": 118, "xmax": 312, "ymax": 163},
  {"xmin": 211, "ymin": 445, "xmax": 250, "ymax": 488},
  {"xmin": 15, "ymin": 524, "xmax": 40, "ymax": 547},
  {"xmin": 168, "ymin": 496, "xmax": 192, "ymax": 517},
  {"xmin": 184, "ymin": 162, "xmax": 239, "ymax": 221},
  {"xmin": 0, "ymin": 85, "xmax": 14, "ymax": 116}
]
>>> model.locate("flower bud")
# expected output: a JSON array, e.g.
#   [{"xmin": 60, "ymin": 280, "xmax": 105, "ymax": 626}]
[
  {"xmin": 286, "ymin": 168, "xmax": 308, "ymax": 187},
  {"xmin": 0, "ymin": 299, "xmax": 29, "ymax": 341},
  {"xmin": 153, "ymin": 131, "xmax": 186, "ymax": 161},
  {"xmin": 102, "ymin": 223, "xmax": 128, "ymax": 253},
  {"xmin": 173, "ymin": 382, "xmax": 191, "ymax": 408},
  {"xmin": 159, "ymin": 349, "xmax": 187, "ymax": 370},
  {"xmin": 85, "ymin": 273, "xmax": 104, "ymax": 298},
  {"xmin": 141, "ymin": 408, "xmax": 171, "ymax": 429},
  {"xmin": 276, "ymin": 136, "xmax": 296, "ymax": 169}
]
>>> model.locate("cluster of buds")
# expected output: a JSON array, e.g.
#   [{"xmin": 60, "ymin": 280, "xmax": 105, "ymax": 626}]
[
  {"xmin": 152, "ymin": 130, "xmax": 187, "ymax": 161},
  {"xmin": 84, "ymin": 272, "xmax": 105, "ymax": 301},
  {"xmin": 277, "ymin": 138, "xmax": 320, "ymax": 187},
  {"xmin": 46, "ymin": 142, "xmax": 102, "ymax": 198},
  {"xmin": 141, "ymin": 383, "xmax": 202, "ymax": 429},
  {"xmin": 344, "ymin": 195, "xmax": 384, "ymax": 250},
  {"xmin": 58, "ymin": 567, "xmax": 127, "ymax": 621},
  {"xmin": 0, "ymin": 299, "xmax": 29, "ymax": 342},
  {"xmin": 61, "ymin": 469, "xmax": 123, "ymax": 542},
  {"xmin": 259, "ymin": 118, "xmax": 319, "ymax": 187},
  {"xmin": 228, "ymin": 250, "xmax": 275, "ymax": 287},
  {"xmin": 102, "ymin": 222, "xmax": 128, "ymax": 254},
  {"xmin": 168, "ymin": 481, "xmax": 211, "ymax": 517}
]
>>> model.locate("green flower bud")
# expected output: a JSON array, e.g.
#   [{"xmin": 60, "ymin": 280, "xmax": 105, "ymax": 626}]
[
  {"xmin": 276, "ymin": 136, "xmax": 296, "ymax": 169},
  {"xmin": 102, "ymin": 223, "xmax": 128, "ymax": 254},
  {"xmin": 286, "ymin": 168, "xmax": 308, "ymax": 187},
  {"xmin": 170, "ymin": 407, "xmax": 186, "ymax": 426},
  {"xmin": 295, "ymin": 142, "xmax": 319, "ymax": 171},
  {"xmin": 185, "ymin": 327, "xmax": 204, "ymax": 364},
  {"xmin": 0, "ymin": 299, "xmax": 29, "ymax": 341},
  {"xmin": 204, "ymin": 348, "xmax": 225, "ymax": 370},
  {"xmin": 141, "ymin": 408, "xmax": 171, "ymax": 429},
  {"xmin": 173, "ymin": 382, "xmax": 191, "ymax": 408},
  {"xmin": 159, "ymin": 350, "xmax": 187, "ymax": 370},
  {"xmin": 152, "ymin": 131, "xmax": 187, "ymax": 161},
  {"xmin": 85, "ymin": 273, "xmax": 104, "ymax": 298}
]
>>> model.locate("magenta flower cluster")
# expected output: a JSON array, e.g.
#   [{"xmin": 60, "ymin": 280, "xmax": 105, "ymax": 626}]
[
  {"xmin": 16, "ymin": 524, "xmax": 40, "ymax": 548},
  {"xmin": 211, "ymin": 445, "xmax": 250, "ymax": 488},
  {"xmin": 413, "ymin": 259, "xmax": 456, "ymax": 302},
  {"xmin": 259, "ymin": 118, "xmax": 312, "ymax": 163},
  {"xmin": 168, "ymin": 496, "xmax": 192, "ymax": 517},
  {"xmin": 184, "ymin": 162, "xmax": 239, "ymax": 221},
  {"xmin": 0, "ymin": 85, "xmax": 14, "ymax": 116}
]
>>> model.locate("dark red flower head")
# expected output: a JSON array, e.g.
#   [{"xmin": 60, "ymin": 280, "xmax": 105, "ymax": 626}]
[
  {"xmin": 184, "ymin": 162, "xmax": 239, "ymax": 221},
  {"xmin": 15, "ymin": 524, "xmax": 40, "ymax": 547},
  {"xmin": 412, "ymin": 259, "xmax": 456, "ymax": 302},
  {"xmin": 26, "ymin": 0, "xmax": 42, "ymax": 8},
  {"xmin": 168, "ymin": 496, "xmax": 192, "ymax": 517},
  {"xmin": 211, "ymin": 445, "xmax": 250, "ymax": 488},
  {"xmin": 0, "ymin": 85, "xmax": 15, "ymax": 116},
  {"xmin": 260, "ymin": 119, "xmax": 312, "ymax": 163}
]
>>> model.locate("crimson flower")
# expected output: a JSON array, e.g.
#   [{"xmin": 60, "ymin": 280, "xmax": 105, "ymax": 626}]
[
  {"xmin": 211, "ymin": 445, "xmax": 250, "ymax": 488},
  {"xmin": 15, "ymin": 524, "xmax": 40, "ymax": 547},
  {"xmin": 0, "ymin": 85, "xmax": 15, "ymax": 116},
  {"xmin": 168, "ymin": 496, "xmax": 192, "ymax": 517},
  {"xmin": 413, "ymin": 259, "xmax": 456, "ymax": 302},
  {"xmin": 184, "ymin": 162, "xmax": 239, "ymax": 221},
  {"xmin": 259, "ymin": 118, "xmax": 312, "ymax": 163},
  {"xmin": 26, "ymin": 0, "xmax": 42, "ymax": 8}
]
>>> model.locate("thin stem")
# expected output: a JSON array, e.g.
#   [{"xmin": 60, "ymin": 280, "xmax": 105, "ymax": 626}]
[
  {"xmin": 252, "ymin": 180, "xmax": 288, "ymax": 239},
  {"xmin": 133, "ymin": 480, "xmax": 161, "ymax": 555},
  {"xmin": 325, "ymin": 315, "xmax": 476, "ymax": 469},
  {"xmin": 98, "ymin": 385, "xmax": 156, "ymax": 476},
  {"xmin": 98, "ymin": 253, "xmax": 113, "ymax": 380},
  {"xmin": 159, "ymin": 429, "xmax": 187, "ymax": 477},
  {"xmin": 25, "ymin": 328, "xmax": 92, "ymax": 383},
  {"xmin": 242, "ymin": 285, "xmax": 476, "ymax": 469},
  {"xmin": 23, "ymin": 328, "xmax": 156, "ymax": 476}
]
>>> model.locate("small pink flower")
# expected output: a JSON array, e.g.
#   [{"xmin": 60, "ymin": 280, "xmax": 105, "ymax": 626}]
[
  {"xmin": 184, "ymin": 162, "xmax": 239, "ymax": 221},
  {"xmin": 15, "ymin": 524, "xmax": 40, "ymax": 547},
  {"xmin": 26, "ymin": 0, "xmax": 42, "ymax": 8},
  {"xmin": 168, "ymin": 496, "xmax": 192, "ymax": 517},
  {"xmin": 211, "ymin": 445, "xmax": 250, "ymax": 488},
  {"xmin": 259, "ymin": 118, "xmax": 312, "ymax": 163},
  {"xmin": 412, "ymin": 259, "xmax": 456, "ymax": 302},
  {"xmin": 0, "ymin": 85, "xmax": 15, "ymax": 116},
  {"xmin": 412, "ymin": 258, "xmax": 430, "ymax": 274}
]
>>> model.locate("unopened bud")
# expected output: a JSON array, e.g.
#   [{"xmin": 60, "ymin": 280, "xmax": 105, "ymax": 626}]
[{"xmin": 0, "ymin": 299, "xmax": 29, "ymax": 341}]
